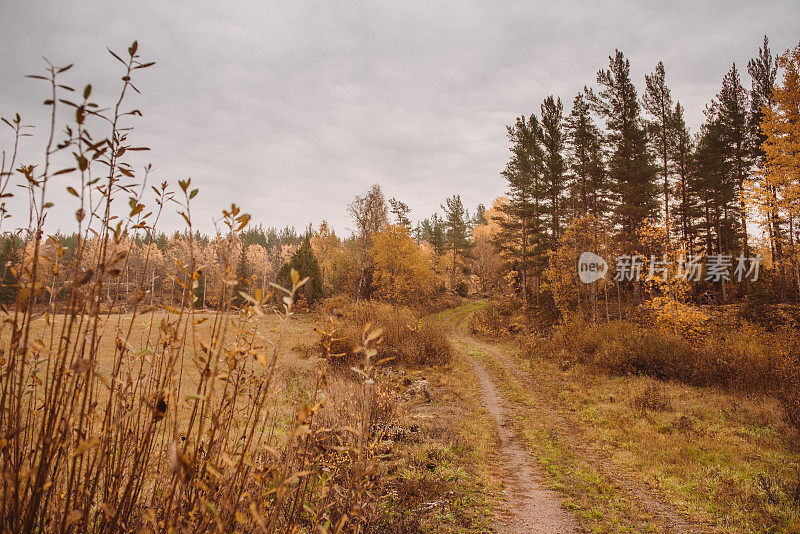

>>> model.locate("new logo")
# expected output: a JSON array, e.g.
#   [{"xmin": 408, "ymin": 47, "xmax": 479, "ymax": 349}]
[{"xmin": 578, "ymin": 252, "xmax": 608, "ymax": 283}]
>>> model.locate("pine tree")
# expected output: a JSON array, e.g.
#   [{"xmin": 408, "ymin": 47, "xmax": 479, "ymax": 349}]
[
  {"xmin": 493, "ymin": 114, "xmax": 547, "ymax": 311},
  {"xmin": 473, "ymin": 203, "xmax": 488, "ymax": 226},
  {"xmin": 693, "ymin": 107, "xmax": 739, "ymax": 257},
  {"xmin": 276, "ymin": 239, "xmax": 323, "ymax": 304},
  {"xmin": 717, "ymin": 63, "xmax": 752, "ymax": 259},
  {"xmin": 588, "ymin": 50, "xmax": 659, "ymax": 242},
  {"xmin": 749, "ymin": 36, "xmax": 779, "ymax": 164},
  {"xmin": 418, "ymin": 213, "xmax": 447, "ymax": 254},
  {"xmin": 669, "ymin": 102, "xmax": 695, "ymax": 246},
  {"xmin": 388, "ymin": 197, "xmax": 412, "ymax": 229},
  {"xmin": 586, "ymin": 132, "xmax": 607, "ymax": 219},
  {"xmin": 748, "ymin": 35, "xmax": 783, "ymax": 278},
  {"xmin": 643, "ymin": 61, "xmax": 675, "ymax": 236},
  {"xmin": 441, "ymin": 194, "xmax": 473, "ymax": 291},
  {"xmin": 566, "ymin": 92, "xmax": 608, "ymax": 220},
  {"xmin": 540, "ymin": 95, "xmax": 566, "ymax": 248}
]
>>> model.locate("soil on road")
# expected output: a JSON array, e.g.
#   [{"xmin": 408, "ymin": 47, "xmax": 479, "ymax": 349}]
[
  {"xmin": 437, "ymin": 305, "xmax": 583, "ymax": 533},
  {"xmin": 435, "ymin": 302, "xmax": 706, "ymax": 534}
]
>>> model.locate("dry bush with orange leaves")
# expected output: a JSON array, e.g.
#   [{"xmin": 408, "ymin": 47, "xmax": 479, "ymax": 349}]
[
  {"xmin": 318, "ymin": 301, "xmax": 452, "ymax": 367},
  {"xmin": 468, "ymin": 298, "xmax": 521, "ymax": 338},
  {"xmin": 536, "ymin": 316, "xmax": 800, "ymax": 427}
]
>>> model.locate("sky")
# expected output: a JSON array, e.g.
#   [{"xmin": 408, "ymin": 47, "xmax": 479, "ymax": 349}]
[{"xmin": 0, "ymin": 0, "xmax": 798, "ymax": 236}]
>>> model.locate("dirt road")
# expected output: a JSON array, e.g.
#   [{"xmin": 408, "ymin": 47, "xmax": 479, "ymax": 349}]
[
  {"xmin": 436, "ymin": 302, "xmax": 705, "ymax": 533},
  {"xmin": 437, "ymin": 304, "xmax": 583, "ymax": 533},
  {"xmin": 463, "ymin": 338, "xmax": 583, "ymax": 533}
]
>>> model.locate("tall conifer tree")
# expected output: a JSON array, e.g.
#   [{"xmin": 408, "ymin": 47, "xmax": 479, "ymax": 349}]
[
  {"xmin": 643, "ymin": 61, "xmax": 675, "ymax": 236},
  {"xmin": 717, "ymin": 63, "xmax": 752, "ymax": 259},
  {"xmin": 494, "ymin": 114, "xmax": 546, "ymax": 310},
  {"xmin": 566, "ymin": 93, "xmax": 609, "ymax": 221},
  {"xmin": 441, "ymin": 194, "xmax": 473, "ymax": 291},
  {"xmin": 541, "ymin": 95, "xmax": 566, "ymax": 249},
  {"xmin": 588, "ymin": 50, "xmax": 659, "ymax": 242},
  {"xmin": 748, "ymin": 35, "xmax": 783, "ymax": 275},
  {"xmin": 670, "ymin": 102, "xmax": 695, "ymax": 246}
]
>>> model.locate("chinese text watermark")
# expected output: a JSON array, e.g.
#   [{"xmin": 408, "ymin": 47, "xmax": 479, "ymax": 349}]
[{"xmin": 578, "ymin": 253, "xmax": 761, "ymax": 283}]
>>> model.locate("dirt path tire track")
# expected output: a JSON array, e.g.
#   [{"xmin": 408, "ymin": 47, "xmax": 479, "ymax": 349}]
[
  {"xmin": 464, "ymin": 333, "xmax": 708, "ymax": 534},
  {"xmin": 438, "ymin": 304, "xmax": 583, "ymax": 533},
  {"xmin": 464, "ymin": 345, "xmax": 584, "ymax": 533},
  {"xmin": 439, "ymin": 302, "xmax": 711, "ymax": 534}
]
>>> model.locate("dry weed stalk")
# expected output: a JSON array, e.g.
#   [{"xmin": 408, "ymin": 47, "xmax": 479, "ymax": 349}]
[{"xmin": 0, "ymin": 42, "xmax": 379, "ymax": 533}]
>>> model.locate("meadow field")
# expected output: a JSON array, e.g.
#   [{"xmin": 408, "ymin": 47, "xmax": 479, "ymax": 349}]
[{"xmin": 2, "ymin": 28, "xmax": 800, "ymax": 534}]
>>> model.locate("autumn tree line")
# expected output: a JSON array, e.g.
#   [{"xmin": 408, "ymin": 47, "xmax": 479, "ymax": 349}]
[
  {"xmin": 2, "ymin": 37, "xmax": 799, "ymax": 315},
  {"xmin": 0, "ymin": 183, "xmax": 495, "ymax": 308},
  {"xmin": 0, "ymin": 225, "xmax": 307, "ymax": 308},
  {"xmin": 492, "ymin": 36, "xmax": 800, "ymax": 313}
]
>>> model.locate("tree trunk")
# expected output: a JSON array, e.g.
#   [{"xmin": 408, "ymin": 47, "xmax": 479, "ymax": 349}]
[
  {"xmin": 521, "ymin": 220, "xmax": 528, "ymax": 313},
  {"xmin": 451, "ymin": 245, "xmax": 457, "ymax": 292},
  {"xmin": 679, "ymin": 153, "xmax": 688, "ymax": 244},
  {"xmin": 716, "ymin": 210, "xmax": 727, "ymax": 302},
  {"xmin": 791, "ymin": 216, "xmax": 799, "ymax": 301},
  {"xmin": 662, "ymin": 122, "xmax": 670, "ymax": 242},
  {"xmin": 49, "ymin": 257, "xmax": 57, "ymax": 307},
  {"xmin": 268, "ymin": 248, "xmax": 274, "ymax": 296},
  {"xmin": 770, "ymin": 186, "xmax": 788, "ymax": 302},
  {"xmin": 737, "ymin": 140, "xmax": 750, "ymax": 295}
]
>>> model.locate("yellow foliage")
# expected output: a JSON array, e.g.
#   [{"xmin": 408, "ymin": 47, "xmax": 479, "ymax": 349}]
[
  {"xmin": 312, "ymin": 220, "xmax": 360, "ymax": 296},
  {"xmin": 645, "ymin": 296, "xmax": 710, "ymax": 341},
  {"xmin": 470, "ymin": 198, "xmax": 505, "ymax": 292},
  {"xmin": 546, "ymin": 215, "xmax": 612, "ymax": 314},
  {"xmin": 749, "ymin": 42, "xmax": 800, "ymax": 231},
  {"xmin": 370, "ymin": 224, "xmax": 434, "ymax": 303}
]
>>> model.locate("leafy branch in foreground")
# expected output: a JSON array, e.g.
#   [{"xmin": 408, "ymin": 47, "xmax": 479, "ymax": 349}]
[{"xmin": 0, "ymin": 43, "xmax": 380, "ymax": 533}]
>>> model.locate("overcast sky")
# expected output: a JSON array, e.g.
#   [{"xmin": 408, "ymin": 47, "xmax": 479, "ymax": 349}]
[{"xmin": 0, "ymin": 0, "xmax": 798, "ymax": 236}]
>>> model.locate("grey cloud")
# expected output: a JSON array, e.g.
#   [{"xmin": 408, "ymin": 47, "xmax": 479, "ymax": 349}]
[{"xmin": 0, "ymin": 0, "xmax": 798, "ymax": 235}]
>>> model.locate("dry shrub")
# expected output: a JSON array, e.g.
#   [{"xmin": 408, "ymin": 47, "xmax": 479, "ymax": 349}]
[
  {"xmin": 779, "ymin": 349, "xmax": 800, "ymax": 430},
  {"xmin": 322, "ymin": 301, "xmax": 452, "ymax": 366},
  {"xmin": 0, "ymin": 45, "xmax": 385, "ymax": 533},
  {"xmin": 552, "ymin": 318, "xmax": 693, "ymax": 380},
  {"xmin": 692, "ymin": 324, "xmax": 782, "ymax": 391},
  {"xmin": 737, "ymin": 279, "xmax": 800, "ymax": 330},
  {"xmin": 413, "ymin": 292, "xmax": 462, "ymax": 315},
  {"xmin": 548, "ymin": 316, "xmax": 800, "ymax": 429},
  {"xmin": 469, "ymin": 298, "xmax": 521, "ymax": 338},
  {"xmin": 318, "ymin": 294, "xmax": 353, "ymax": 315},
  {"xmin": 632, "ymin": 382, "xmax": 672, "ymax": 413},
  {"xmin": 470, "ymin": 296, "xmax": 558, "ymax": 338}
]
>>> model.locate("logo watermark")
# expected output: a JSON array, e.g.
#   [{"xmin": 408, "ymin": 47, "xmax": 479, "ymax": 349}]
[
  {"xmin": 577, "ymin": 253, "xmax": 762, "ymax": 284},
  {"xmin": 578, "ymin": 252, "xmax": 608, "ymax": 283}
]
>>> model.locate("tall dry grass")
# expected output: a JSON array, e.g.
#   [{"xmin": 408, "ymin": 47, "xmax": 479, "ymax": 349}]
[
  {"xmin": 535, "ymin": 316, "xmax": 800, "ymax": 431},
  {"xmin": 473, "ymin": 293, "xmax": 800, "ymax": 432},
  {"xmin": 0, "ymin": 43, "xmax": 384, "ymax": 533},
  {"xmin": 319, "ymin": 301, "xmax": 452, "ymax": 367}
]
